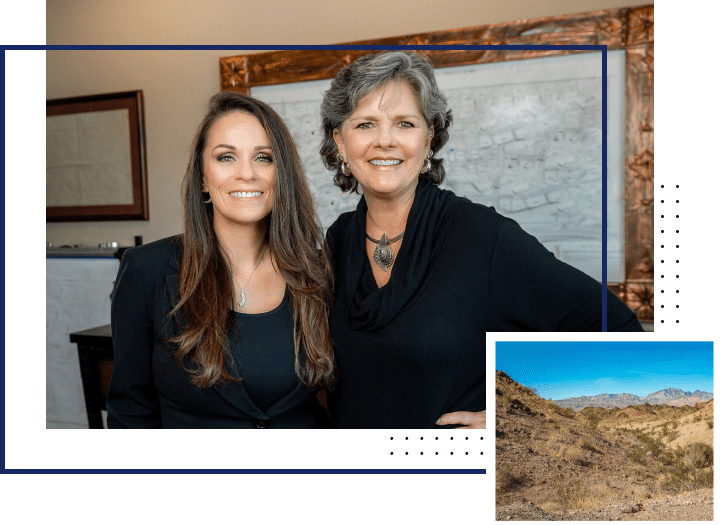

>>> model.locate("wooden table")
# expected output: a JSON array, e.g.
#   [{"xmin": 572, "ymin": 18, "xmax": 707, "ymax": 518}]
[{"xmin": 69, "ymin": 325, "xmax": 114, "ymax": 429}]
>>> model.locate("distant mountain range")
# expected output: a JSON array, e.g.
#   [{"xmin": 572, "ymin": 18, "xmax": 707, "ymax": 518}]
[{"xmin": 554, "ymin": 388, "xmax": 713, "ymax": 411}]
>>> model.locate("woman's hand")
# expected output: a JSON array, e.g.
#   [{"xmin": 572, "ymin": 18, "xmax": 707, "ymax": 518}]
[{"xmin": 436, "ymin": 410, "xmax": 486, "ymax": 429}]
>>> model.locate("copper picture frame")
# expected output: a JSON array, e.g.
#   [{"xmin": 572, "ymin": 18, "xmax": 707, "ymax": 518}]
[
  {"xmin": 218, "ymin": 5, "xmax": 654, "ymax": 323},
  {"xmin": 46, "ymin": 90, "xmax": 149, "ymax": 222}
]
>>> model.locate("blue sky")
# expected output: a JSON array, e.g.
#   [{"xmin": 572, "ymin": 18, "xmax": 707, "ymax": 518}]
[{"xmin": 496, "ymin": 341, "xmax": 714, "ymax": 400}]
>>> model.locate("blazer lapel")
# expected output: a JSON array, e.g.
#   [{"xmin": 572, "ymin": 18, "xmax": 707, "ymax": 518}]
[
  {"xmin": 215, "ymin": 379, "xmax": 270, "ymax": 420},
  {"xmin": 264, "ymin": 381, "xmax": 312, "ymax": 418}
]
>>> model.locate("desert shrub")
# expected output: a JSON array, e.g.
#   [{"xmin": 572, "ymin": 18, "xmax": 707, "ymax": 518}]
[
  {"xmin": 587, "ymin": 413, "xmax": 602, "ymax": 433},
  {"xmin": 519, "ymin": 385, "xmax": 536, "ymax": 396},
  {"xmin": 631, "ymin": 429, "xmax": 665, "ymax": 457},
  {"xmin": 564, "ymin": 444, "xmax": 587, "ymax": 466},
  {"xmin": 496, "ymin": 463, "xmax": 524, "ymax": 495},
  {"xmin": 658, "ymin": 443, "xmax": 714, "ymax": 493},
  {"xmin": 501, "ymin": 393, "xmax": 512, "ymax": 412},
  {"xmin": 578, "ymin": 438, "xmax": 599, "ymax": 454},
  {"xmin": 707, "ymin": 420, "xmax": 714, "ymax": 429},
  {"xmin": 693, "ymin": 415, "xmax": 702, "ymax": 423},
  {"xmin": 685, "ymin": 442, "xmax": 713, "ymax": 469},
  {"xmin": 658, "ymin": 449, "xmax": 676, "ymax": 466},
  {"xmin": 548, "ymin": 403, "xmax": 576, "ymax": 419},
  {"xmin": 555, "ymin": 480, "xmax": 595, "ymax": 511}
]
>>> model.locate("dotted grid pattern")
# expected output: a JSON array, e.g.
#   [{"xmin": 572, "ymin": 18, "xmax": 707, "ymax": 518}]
[
  {"xmin": 387, "ymin": 435, "xmax": 487, "ymax": 457},
  {"xmin": 657, "ymin": 184, "xmax": 681, "ymax": 326}
]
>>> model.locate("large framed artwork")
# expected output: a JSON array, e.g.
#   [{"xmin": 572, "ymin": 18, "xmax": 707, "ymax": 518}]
[{"xmin": 218, "ymin": 5, "xmax": 654, "ymax": 323}]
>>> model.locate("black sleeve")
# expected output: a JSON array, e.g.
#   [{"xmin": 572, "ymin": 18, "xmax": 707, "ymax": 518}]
[
  {"xmin": 489, "ymin": 218, "xmax": 643, "ymax": 332},
  {"xmin": 106, "ymin": 249, "xmax": 163, "ymax": 428}
]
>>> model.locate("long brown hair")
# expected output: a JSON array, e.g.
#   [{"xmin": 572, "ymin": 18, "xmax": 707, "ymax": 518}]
[{"xmin": 170, "ymin": 91, "xmax": 335, "ymax": 391}]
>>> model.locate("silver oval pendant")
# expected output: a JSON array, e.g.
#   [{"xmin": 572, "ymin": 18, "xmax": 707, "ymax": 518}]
[
  {"xmin": 238, "ymin": 289, "xmax": 246, "ymax": 308},
  {"xmin": 373, "ymin": 234, "xmax": 394, "ymax": 272}
]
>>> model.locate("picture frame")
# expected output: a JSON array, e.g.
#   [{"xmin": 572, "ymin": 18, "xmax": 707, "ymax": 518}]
[
  {"xmin": 46, "ymin": 90, "xmax": 149, "ymax": 221},
  {"xmin": 218, "ymin": 5, "xmax": 654, "ymax": 323}
]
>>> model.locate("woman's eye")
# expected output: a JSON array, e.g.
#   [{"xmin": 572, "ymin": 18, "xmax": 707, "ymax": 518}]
[
  {"xmin": 217, "ymin": 153, "xmax": 234, "ymax": 162},
  {"xmin": 256, "ymin": 153, "xmax": 273, "ymax": 163},
  {"xmin": 398, "ymin": 121, "xmax": 414, "ymax": 128},
  {"xmin": 356, "ymin": 122, "xmax": 372, "ymax": 129}
]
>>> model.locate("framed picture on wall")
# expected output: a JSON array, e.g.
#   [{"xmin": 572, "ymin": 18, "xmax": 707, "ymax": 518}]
[{"xmin": 46, "ymin": 90, "xmax": 149, "ymax": 221}]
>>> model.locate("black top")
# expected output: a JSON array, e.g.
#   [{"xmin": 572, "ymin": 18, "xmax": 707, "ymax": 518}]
[
  {"xmin": 229, "ymin": 292, "xmax": 299, "ymax": 412},
  {"xmin": 106, "ymin": 236, "xmax": 329, "ymax": 429},
  {"xmin": 326, "ymin": 179, "xmax": 643, "ymax": 429}
]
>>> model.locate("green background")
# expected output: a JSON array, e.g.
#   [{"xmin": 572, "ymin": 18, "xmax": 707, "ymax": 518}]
[{"xmin": 0, "ymin": 1, "xmax": 486, "ymax": 523}]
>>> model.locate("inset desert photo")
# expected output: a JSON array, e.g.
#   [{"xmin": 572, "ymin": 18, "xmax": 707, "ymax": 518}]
[{"xmin": 495, "ymin": 341, "xmax": 713, "ymax": 521}]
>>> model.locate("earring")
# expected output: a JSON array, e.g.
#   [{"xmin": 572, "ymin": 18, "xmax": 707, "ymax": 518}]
[
  {"xmin": 338, "ymin": 154, "xmax": 351, "ymax": 177},
  {"xmin": 424, "ymin": 150, "xmax": 433, "ymax": 173},
  {"xmin": 202, "ymin": 192, "xmax": 212, "ymax": 204}
]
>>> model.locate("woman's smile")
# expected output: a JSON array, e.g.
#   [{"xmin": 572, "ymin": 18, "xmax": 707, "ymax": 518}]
[
  {"xmin": 228, "ymin": 191, "xmax": 263, "ymax": 198},
  {"xmin": 369, "ymin": 158, "xmax": 403, "ymax": 167}
]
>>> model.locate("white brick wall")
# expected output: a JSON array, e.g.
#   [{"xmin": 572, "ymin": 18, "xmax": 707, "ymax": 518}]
[{"xmin": 46, "ymin": 258, "xmax": 120, "ymax": 428}]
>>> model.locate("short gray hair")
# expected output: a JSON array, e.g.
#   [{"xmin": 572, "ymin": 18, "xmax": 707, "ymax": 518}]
[{"xmin": 320, "ymin": 51, "xmax": 453, "ymax": 193}]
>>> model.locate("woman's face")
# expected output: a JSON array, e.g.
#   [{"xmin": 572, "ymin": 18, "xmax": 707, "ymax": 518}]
[
  {"xmin": 333, "ymin": 81, "xmax": 432, "ymax": 201},
  {"xmin": 202, "ymin": 111, "xmax": 275, "ymax": 232}
]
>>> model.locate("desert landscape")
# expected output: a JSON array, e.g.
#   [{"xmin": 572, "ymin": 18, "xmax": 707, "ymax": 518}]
[{"xmin": 495, "ymin": 370, "xmax": 714, "ymax": 521}]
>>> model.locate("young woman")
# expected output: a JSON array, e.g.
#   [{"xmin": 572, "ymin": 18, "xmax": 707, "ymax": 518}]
[{"xmin": 107, "ymin": 92, "xmax": 335, "ymax": 428}]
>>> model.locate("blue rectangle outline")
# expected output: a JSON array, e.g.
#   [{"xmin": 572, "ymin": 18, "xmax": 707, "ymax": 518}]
[{"xmin": 6, "ymin": 43, "xmax": 607, "ymax": 474}]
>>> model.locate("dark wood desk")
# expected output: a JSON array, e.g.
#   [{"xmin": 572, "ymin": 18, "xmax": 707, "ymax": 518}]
[{"xmin": 69, "ymin": 325, "xmax": 114, "ymax": 429}]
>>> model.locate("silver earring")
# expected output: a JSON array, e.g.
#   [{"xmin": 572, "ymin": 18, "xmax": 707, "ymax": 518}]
[
  {"xmin": 424, "ymin": 150, "xmax": 433, "ymax": 173},
  {"xmin": 338, "ymin": 154, "xmax": 351, "ymax": 177},
  {"xmin": 203, "ymin": 192, "xmax": 212, "ymax": 204}
]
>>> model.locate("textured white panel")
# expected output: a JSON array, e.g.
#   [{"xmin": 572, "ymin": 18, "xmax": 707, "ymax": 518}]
[
  {"xmin": 45, "ymin": 257, "xmax": 119, "ymax": 428},
  {"xmin": 46, "ymin": 357, "xmax": 88, "ymax": 426}
]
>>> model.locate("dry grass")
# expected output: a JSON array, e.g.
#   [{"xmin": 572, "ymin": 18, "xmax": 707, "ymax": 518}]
[
  {"xmin": 563, "ymin": 444, "xmax": 586, "ymax": 465},
  {"xmin": 541, "ymin": 480, "xmax": 609, "ymax": 512},
  {"xmin": 496, "ymin": 463, "xmax": 524, "ymax": 495}
]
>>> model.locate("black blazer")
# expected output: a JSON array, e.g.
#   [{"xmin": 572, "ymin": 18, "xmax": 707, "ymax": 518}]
[{"xmin": 107, "ymin": 235, "xmax": 328, "ymax": 429}]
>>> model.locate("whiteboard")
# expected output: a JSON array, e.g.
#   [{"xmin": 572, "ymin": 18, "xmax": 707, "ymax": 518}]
[{"xmin": 253, "ymin": 50, "xmax": 625, "ymax": 283}]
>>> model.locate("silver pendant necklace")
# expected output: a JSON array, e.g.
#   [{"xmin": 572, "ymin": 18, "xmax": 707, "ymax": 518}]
[
  {"xmin": 237, "ymin": 244, "xmax": 267, "ymax": 308},
  {"xmin": 365, "ymin": 231, "xmax": 404, "ymax": 272}
]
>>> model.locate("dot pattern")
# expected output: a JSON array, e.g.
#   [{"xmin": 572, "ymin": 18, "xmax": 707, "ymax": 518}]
[
  {"xmin": 388, "ymin": 435, "xmax": 485, "ymax": 457},
  {"xmin": 658, "ymin": 184, "xmax": 680, "ymax": 326}
]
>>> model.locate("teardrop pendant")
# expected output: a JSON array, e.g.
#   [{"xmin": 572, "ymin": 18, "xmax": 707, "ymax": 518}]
[{"xmin": 372, "ymin": 233, "xmax": 394, "ymax": 272}]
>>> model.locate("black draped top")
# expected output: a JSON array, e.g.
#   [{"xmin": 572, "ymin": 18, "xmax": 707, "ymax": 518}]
[{"xmin": 326, "ymin": 179, "xmax": 642, "ymax": 429}]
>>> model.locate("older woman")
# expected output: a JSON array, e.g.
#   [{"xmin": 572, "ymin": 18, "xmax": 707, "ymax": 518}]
[
  {"xmin": 107, "ymin": 92, "xmax": 335, "ymax": 428},
  {"xmin": 321, "ymin": 51, "xmax": 642, "ymax": 429}
]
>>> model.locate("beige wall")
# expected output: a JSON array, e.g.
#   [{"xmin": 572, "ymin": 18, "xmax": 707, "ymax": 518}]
[{"xmin": 46, "ymin": 0, "xmax": 652, "ymax": 246}]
